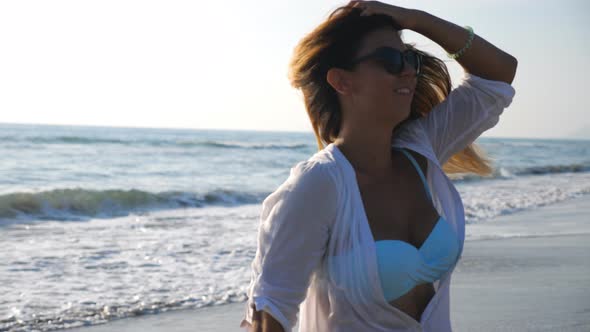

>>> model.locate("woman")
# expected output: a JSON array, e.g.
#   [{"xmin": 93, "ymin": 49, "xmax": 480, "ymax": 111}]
[{"xmin": 241, "ymin": 1, "xmax": 517, "ymax": 331}]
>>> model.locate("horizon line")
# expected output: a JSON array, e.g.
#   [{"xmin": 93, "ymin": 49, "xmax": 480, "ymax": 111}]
[{"xmin": 0, "ymin": 121, "xmax": 587, "ymax": 141}]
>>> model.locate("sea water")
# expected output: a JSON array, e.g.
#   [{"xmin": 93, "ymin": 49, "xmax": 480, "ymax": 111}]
[{"xmin": 1, "ymin": 123, "xmax": 589, "ymax": 331}]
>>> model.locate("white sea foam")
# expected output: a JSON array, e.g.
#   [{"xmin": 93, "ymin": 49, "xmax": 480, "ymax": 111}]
[
  {"xmin": 0, "ymin": 204, "xmax": 261, "ymax": 331},
  {"xmin": 458, "ymin": 171, "xmax": 590, "ymax": 224}
]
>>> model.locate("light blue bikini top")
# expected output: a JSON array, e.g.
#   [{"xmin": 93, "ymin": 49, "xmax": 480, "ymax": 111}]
[{"xmin": 375, "ymin": 147, "xmax": 460, "ymax": 302}]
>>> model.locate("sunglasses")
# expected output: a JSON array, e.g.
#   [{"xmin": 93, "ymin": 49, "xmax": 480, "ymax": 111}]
[{"xmin": 348, "ymin": 46, "xmax": 422, "ymax": 76}]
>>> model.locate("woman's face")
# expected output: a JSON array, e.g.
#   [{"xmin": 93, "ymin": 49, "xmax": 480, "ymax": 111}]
[{"xmin": 348, "ymin": 28, "xmax": 418, "ymax": 123}]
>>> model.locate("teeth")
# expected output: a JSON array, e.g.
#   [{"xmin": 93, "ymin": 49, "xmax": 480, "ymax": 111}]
[{"xmin": 395, "ymin": 88, "xmax": 411, "ymax": 94}]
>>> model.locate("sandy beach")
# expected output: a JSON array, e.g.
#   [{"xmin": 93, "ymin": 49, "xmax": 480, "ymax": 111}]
[{"xmin": 64, "ymin": 195, "xmax": 590, "ymax": 332}]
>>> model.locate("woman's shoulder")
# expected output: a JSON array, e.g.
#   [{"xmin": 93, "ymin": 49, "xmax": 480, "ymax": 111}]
[
  {"xmin": 393, "ymin": 121, "xmax": 441, "ymax": 167},
  {"xmin": 291, "ymin": 145, "xmax": 340, "ymax": 177},
  {"xmin": 260, "ymin": 158, "xmax": 339, "ymax": 221},
  {"xmin": 289, "ymin": 158, "xmax": 338, "ymax": 191},
  {"xmin": 274, "ymin": 151, "xmax": 340, "ymax": 205},
  {"xmin": 403, "ymin": 148, "xmax": 429, "ymax": 176}
]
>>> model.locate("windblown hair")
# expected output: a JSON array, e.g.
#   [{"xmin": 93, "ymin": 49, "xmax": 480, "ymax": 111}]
[{"xmin": 287, "ymin": 5, "xmax": 495, "ymax": 177}]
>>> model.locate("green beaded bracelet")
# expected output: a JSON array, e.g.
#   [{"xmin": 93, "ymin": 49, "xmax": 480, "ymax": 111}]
[{"xmin": 448, "ymin": 26, "xmax": 474, "ymax": 59}]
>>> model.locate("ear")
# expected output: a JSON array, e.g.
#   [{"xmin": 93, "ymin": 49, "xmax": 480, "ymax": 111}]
[{"xmin": 326, "ymin": 67, "xmax": 354, "ymax": 95}]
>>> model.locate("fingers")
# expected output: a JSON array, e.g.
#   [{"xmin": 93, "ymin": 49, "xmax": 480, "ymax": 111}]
[
  {"xmin": 348, "ymin": 0, "xmax": 370, "ymax": 15},
  {"xmin": 348, "ymin": 0, "xmax": 362, "ymax": 8}
]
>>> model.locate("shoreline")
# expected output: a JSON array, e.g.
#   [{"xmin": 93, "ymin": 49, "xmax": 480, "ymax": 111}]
[{"xmin": 62, "ymin": 195, "xmax": 590, "ymax": 332}]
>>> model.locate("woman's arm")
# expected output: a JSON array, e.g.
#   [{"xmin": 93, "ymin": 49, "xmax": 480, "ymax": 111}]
[
  {"xmin": 349, "ymin": 1, "xmax": 518, "ymax": 84},
  {"xmin": 250, "ymin": 311, "xmax": 285, "ymax": 332},
  {"xmin": 240, "ymin": 160, "xmax": 337, "ymax": 331},
  {"xmin": 408, "ymin": 10, "xmax": 518, "ymax": 84}
]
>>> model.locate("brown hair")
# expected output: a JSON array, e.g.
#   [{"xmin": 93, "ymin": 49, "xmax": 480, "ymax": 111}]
[{"xmin": 288, "ymin": 5, "xmax": 495, "ymax": 177}]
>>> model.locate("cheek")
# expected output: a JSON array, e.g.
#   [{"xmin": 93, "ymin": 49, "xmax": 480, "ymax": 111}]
[
  {"xmin": 360, "ymin": 75, "xmax": 394, "ymax": 102},
  {"xmin": 373, "ymin": 83, "xmax": 397, "ymax": 108}
]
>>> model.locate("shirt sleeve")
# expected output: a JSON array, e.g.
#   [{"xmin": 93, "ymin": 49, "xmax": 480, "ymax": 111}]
[
  {"xmin": 240, "ymin": 160, "xmax": 337, "ymax": 332},
  {"xmin": 416, "ymin": 72, "xmax": 516, "ymax": 164}
]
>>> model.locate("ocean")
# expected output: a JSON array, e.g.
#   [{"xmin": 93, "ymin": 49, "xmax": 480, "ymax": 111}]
[{"xmin": 1, "ymin": 122, "xmax": 589, "ymax": 331}]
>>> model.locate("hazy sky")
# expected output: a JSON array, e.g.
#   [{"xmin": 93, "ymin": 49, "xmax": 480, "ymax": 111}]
[{"xmin": 1, "ymin": 0, "xmax": 588, "ymax": 139}]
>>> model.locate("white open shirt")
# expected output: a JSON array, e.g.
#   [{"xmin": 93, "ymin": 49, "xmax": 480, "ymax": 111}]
[{"xmin": 240, "ymin": 72, "xmax": 516, "ymax": 332}]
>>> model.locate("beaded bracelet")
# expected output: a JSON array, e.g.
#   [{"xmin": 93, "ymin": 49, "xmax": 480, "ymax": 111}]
[{"xmin": 447, "ymin": 26, "xmax": 474, "ymax": 59}]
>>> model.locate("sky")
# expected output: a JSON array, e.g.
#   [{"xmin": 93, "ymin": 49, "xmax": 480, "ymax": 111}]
[{"xmin": 0, "ymin": 0, "xmax": 588, "ymax": 139}]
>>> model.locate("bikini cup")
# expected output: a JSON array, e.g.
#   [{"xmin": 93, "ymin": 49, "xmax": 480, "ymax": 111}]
[{"xmin": 374, "ymin": 147, "xmax": 460, "ymax": 302}]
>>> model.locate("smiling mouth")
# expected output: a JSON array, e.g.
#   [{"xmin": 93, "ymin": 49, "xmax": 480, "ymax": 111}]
[{"xmin": 394, "ymin": 87, "xmax": 413, "ymax": 95}]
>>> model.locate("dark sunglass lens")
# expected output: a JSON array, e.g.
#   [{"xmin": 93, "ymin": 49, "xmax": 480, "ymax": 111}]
[
  {"xmin": 405, "ymin": 51, "xmax": 421, "ymax": 72},
  {"xmin": 380, "ymin": 48, "xmax": 403, "ymax": 74},
  {"xmin": 384, "ymin": 63, "xmax": 402, "ymax": 75}
]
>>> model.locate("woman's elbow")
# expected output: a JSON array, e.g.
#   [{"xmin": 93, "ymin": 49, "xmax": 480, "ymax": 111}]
[{"xmin": 505, "ymin": 56, "xmax": 518, "ymax": 85}]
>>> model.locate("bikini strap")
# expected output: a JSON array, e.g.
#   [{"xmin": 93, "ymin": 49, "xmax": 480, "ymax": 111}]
[{"xmin": 393, "ymin": 147, "xmax": 433, "ymax": 201}]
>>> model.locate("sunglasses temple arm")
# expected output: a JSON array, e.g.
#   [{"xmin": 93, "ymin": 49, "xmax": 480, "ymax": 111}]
[{"xmin": 349, "ymin": 55, "xmax": 371, "ymax": 66}]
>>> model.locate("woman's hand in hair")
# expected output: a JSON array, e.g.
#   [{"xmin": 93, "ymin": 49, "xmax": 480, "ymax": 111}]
[{"xmin": 347, "ymin": 0, "xmax": 420, "ymax": 31}]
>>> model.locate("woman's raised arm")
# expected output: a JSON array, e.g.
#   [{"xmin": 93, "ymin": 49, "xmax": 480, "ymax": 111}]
[
  {"xmin": 349, "ymin": 0, "xmax": 518, "ymax": 84},
  {"xmin": 409, "ymin": 9, "xmax": 518, "ymax": 84}
]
